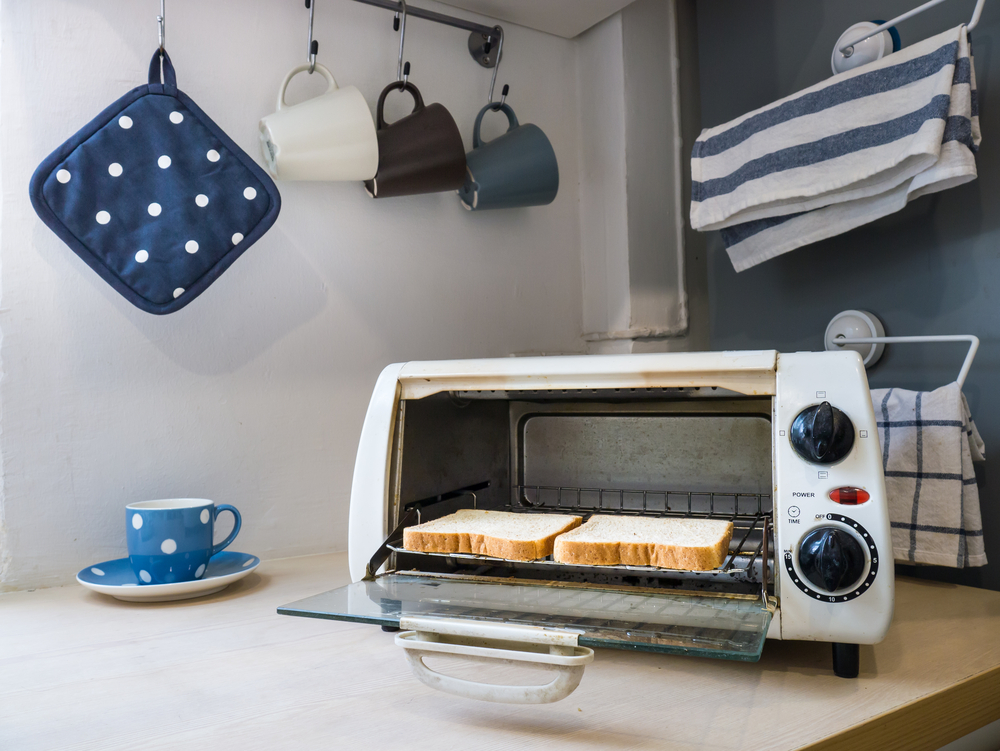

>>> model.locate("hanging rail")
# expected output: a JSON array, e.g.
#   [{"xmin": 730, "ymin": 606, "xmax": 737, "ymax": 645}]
[
  {"xmin": 832, "ymin": 334, "xmax": 980, "ymax": 387},
  {"xmin": 350, "ymin": 0, "xmax": 501, "ymax": 66},
  {"xmin": 839, "ymin": 0, "xmax": 987, "ymax": 54}
]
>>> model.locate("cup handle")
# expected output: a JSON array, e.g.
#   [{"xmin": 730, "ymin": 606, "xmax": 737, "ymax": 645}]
[
  {"xmin": 277, "ymin": 63, "xmax": 338, "ymax": 111},
  {"xmin": 211, "ymin": 504, "xmax": 242, "ymax": 556},
  {"xmin": 473, "ymin": 102, "xmax": 519, "ymax": 149},
  {"xmin": 376, "ymin": 81, "xmax": 425, "ymax": 130}
]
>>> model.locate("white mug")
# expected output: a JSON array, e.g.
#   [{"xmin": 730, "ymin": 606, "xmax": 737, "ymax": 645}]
[{"xmin": 259, "ymin": 63, "xmax": 378, "ymax": 182}]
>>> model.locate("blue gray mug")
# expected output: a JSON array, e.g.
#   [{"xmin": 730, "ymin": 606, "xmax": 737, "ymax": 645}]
[
  {"xmin": 458, "ymin": 103, "xmax": 559, "ymax": 211},
  {"xmin": 126, "ymin": 499, "xmax": 242, "ymax": 585}
]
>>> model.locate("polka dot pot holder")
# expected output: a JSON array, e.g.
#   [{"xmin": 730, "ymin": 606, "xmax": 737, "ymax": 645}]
[{"xmin": 29, "ymin": 51, "xmax": 281, "ymax": 314}]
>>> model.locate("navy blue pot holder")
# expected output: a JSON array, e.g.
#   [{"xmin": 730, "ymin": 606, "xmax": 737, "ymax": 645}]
[{"xmin": 29, "ymin": 51, "xmax": 281, "ymax": 314}]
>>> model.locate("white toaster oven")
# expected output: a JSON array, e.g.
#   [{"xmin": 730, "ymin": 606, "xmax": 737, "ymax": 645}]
[{"xmin": 280, "ymin": 350, "xmax": 894, "ymax": 703}]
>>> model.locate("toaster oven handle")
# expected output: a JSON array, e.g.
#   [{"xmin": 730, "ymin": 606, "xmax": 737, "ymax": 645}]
[{"xmin": 396, "ymin": 617, "xmax": 594, "ymax": 704}]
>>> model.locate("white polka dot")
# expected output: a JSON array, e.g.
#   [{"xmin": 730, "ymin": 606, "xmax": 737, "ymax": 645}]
[
  {"xmin": 135, "ymin": 250, "xmax": 149, "ymax": 263},
  {"xmin": 200, "ymin": 509, "xmax": 210, "ymax": 524},
  {"xmin": 231, "ymin": 233, "xmax": 244, "ymax": 245},
  {"xmin": 195, "ymin": 564, "xmax": 206, "ymax": 578},
  {"xmin": 185, "ymin": 240, "xmax": 199, "ymax": 254},
  {"xmin": 96, "ymin": 211, "xmax": 111, "ymax": 225},
  {"xmin": 242, "ymin": 558, "xmax": 256, "ymax": 568},
  {"xmin": 158, "ymin": 155, "xmax": 172, "ymax": 169},
  {"xmin": 195, "ymin": 194, "xmax": 209, "ymax": 207},
  {"xmin": 207, "ymin": 149, "xmax": 220, "ymax": 162},
  {"xmin": 160, "ymin": 538, "xmax": 177, "ymax": 555},
  {"xmin": 132, "ymin": 514, "xmax": 143, "ymax": 529},
  {"xmin": 108, "ymin": 162, "xmax": 123, "ymax": 177},
  {"xmin": 139, "ymin": 570, "xmax": 152, "ymax": 583},
  {"xmin": 56, "ymin": 169, "xmax": 71, "ymax": 184},
  {"xmin": 119, "ymin": 115, "xmax": 133, "ymax": 129},
  {"xmin": 148, "ymin": 203, "xmax": 161, "ymax": 217},
  {"xmin": 169, "ymin": 111, "xmax": 184, "ymax": 124},
  {"xmin": 243, "ymin": 187, "xmax": 257, "ymax": 200},
  {"xmin": 91, "ymin": 567, "xmax": 105, "ymax": 576},
  {"xmin": 173, "ymin": 288, "xmax": 184, "ymax": 299}
]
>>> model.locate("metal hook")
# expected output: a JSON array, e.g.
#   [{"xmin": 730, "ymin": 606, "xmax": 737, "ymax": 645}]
[
  {"xmin": 157, "ymin": 0, "xmax": 165, "ymax": 53},
  {"xmin": 401, "ymin": 61, "xmax": 410, "ymax": 88},
  {"xmin": 305, "ymin": 0, "xmax": 319, "ymax": 73},
  {"xmin": 395, "ymin": 0, "xmax": 408, "ymax": 82},
  {"xmin": 486, "ymin": 25, "xmax": 505, "ymax": 107}
]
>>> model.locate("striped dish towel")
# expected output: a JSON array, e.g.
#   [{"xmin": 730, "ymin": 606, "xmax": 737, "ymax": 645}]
[
  {"xmin": 691, "ymin": 25, "xmax": 980, "ymax": 272},
  {"xmin": 870, "ymin": 383, "xmax": 986, "ymax": 567}
]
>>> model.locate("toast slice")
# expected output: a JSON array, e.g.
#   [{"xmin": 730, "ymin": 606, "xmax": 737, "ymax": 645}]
[
  {"xmin": 402, "ymin": 509, "xmax": 582, "ymax": 561},
  {"xmin": 553, "ymin": 515, "xmax": 734, "ymax": 570}
]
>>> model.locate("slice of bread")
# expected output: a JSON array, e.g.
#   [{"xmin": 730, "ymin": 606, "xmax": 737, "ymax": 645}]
[
  {"xmin": 402, "ymin": 509, "xmax": 582, "ymax": 561},
  {"xmin": 553, "ymin": 515, "xmax": 734, "ymax": 570}
]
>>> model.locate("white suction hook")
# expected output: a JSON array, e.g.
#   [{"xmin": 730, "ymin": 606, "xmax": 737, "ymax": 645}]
[
  {"xmin": 825, "ymin": 310, "xmax": 886, "ymax": 366},
  {"xmin": 832, "ymin": 21, "xmax": 900, "ymax": 74},
  {"xmin": 825, "ymin": 310, "xmax": 980, "ymax": 387},
  {"xmin": 305, "ymin": 0, "xmax": 319, "ymax": 73}
]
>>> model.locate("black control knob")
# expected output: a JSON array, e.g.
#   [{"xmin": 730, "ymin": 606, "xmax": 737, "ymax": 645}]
[
  {"xmin": 798, "ymin": 527, "xmax": 866, "ymax": 593},
  {"xmin": 790, "ymin": 402, "xmax": 855, "ymax": 464}
]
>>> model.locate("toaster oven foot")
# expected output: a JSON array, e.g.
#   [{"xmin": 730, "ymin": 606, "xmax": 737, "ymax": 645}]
[
  {"xmin": 382, "ymin": 625, "xmax": 401, "ymax": 633},
  {"xmin": 832, "ymin": 643, "xmax": 859, "ymax": 678}
]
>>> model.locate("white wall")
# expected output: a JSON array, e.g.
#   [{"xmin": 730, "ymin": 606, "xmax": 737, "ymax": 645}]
[
  {"xmin": 0, "ymin": 0, "xmax": 584, "ymax": 589},
  {"xmin": 577, "ymin": 0, "xmax": 696, "ymax": 354}
]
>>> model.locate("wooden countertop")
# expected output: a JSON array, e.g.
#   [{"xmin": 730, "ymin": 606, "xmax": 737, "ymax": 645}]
[{"xmin": 2, "ymin": 553, "xmax": 999, "ymax": 751}]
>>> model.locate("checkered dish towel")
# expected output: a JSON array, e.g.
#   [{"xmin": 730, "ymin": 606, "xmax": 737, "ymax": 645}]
[
  {"xmin": 870, "ymin": 383, "xmax": 986, "ymax": 567},
  {"xmin": 691, "ymin": 25, "xmax": 980, "ymax": 272}
]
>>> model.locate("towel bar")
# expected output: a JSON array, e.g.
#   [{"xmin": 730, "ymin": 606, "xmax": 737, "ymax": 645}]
[
  {"xmin": 832, "ymin": 0, "xmax": 986, "ymax": 73},
  {"xmin": 824, "ymin": 310, "xmax": 979, "ymax": 387}
]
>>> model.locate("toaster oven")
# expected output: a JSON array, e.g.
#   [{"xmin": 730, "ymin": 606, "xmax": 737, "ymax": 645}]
[{"xmin": 280, "ymin": 350, "xmax": 894, "ymax": 703}]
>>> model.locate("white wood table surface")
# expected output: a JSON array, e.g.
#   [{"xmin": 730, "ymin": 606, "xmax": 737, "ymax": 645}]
[{"xmin": 2, "ymin": 552, "xmax": 999, "ymax": 751}]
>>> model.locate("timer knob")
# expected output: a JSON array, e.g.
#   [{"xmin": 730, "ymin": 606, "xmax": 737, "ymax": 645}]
[
  {"xmin": 798, "ymin": 527, "xmax": 867, "ymax": 593},
  {"xmin": 790, "ymin": 401, "xmax": 855, "ymax": 464}
]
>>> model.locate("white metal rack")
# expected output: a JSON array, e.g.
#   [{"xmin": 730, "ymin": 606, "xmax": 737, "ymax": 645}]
[
  {"xmin": 832, "ymin": 0, "xmax": 987, "ymax": 74},
  {"xmin": 825, "ymin": 310, "xmax": 979, "ymax": 387}
]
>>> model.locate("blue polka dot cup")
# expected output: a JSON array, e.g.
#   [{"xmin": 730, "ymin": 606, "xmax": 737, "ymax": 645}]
[{"xmin": 126, "ymin": 499, "xmax": 242, "ymax": 585}]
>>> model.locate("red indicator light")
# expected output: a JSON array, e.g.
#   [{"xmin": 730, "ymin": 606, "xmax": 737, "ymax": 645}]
[{"xmin": 829, "ymin": 487, "xmax": 870, "ymax": 505}]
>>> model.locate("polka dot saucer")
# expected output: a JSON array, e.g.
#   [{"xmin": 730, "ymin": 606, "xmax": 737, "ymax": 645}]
[{"xmin": 76, "ymin": 551, "xmax": 259, "ymax": 602}]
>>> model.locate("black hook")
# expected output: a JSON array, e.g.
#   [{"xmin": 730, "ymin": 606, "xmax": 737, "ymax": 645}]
[
  {"xmin": 393, "ymin": 15, "xmax": 400, "ymax": 31},
  {"xmin": 399, "ymin": 61, "xmax": 411, "ymax": 88},
  {"xmin": 491, "ymin": 84, "xmax": 509, "ymax": 110},
  {"xmin": 311, "ymin": 40, "xmax": 319, "ymax": 55},
  {"xmin": 305, "ymin": 0, "xmax": 311, "ymax": 7}
]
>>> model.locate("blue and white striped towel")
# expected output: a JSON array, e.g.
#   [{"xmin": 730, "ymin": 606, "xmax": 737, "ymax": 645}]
[{"xmin": 691, "ymin": 26, "xmax": 980, "ymax": 272}]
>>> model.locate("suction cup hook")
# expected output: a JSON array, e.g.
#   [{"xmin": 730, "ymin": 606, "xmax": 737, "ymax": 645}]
[
  {"xmin": 831, "ymin": 20, "xmax": 901, "ymax": 75},
  {"xmin": 825, "ymin": 310, "xmax": 886, "ymax": 367}
]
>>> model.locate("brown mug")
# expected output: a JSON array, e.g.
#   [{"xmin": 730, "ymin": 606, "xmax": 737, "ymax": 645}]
[{"xmin": 364, "ymin": 81, "xmax": 466, "ymax": 199}]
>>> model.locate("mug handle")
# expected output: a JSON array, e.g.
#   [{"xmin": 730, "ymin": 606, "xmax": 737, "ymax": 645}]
[
  {"xmin": 277, "ymin": 63, "xmax": 338, "ymax": 111},
  {"xmin": 211, "ymin": 504, "xmax": 242, "ymax": 557},
  {"xmin": 376, "ymin": 81, "xmax": 425, "ymax": 130},
  {"xmin": 473, "ymin": 102, "xmax": 519, "ymax": 149}
]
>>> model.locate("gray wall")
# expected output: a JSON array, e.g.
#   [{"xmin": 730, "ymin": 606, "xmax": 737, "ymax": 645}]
[{"xmin": 695, "ymin": 0, "xmax": 1000, "ymax": 590}]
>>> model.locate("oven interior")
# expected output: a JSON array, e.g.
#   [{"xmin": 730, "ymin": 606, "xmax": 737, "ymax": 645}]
[
  {"xmin": 280, "ymin": 388, "xmax": 780, "ymax": 661},
  {"xmin": 382, "ymin": 388, "xmax": 775, "ymax": 597}
]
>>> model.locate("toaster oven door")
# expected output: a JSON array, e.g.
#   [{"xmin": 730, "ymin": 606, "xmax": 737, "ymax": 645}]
[{"xmin": 279, "ymin": 574, "xmax": 774, "ymax": 661}]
